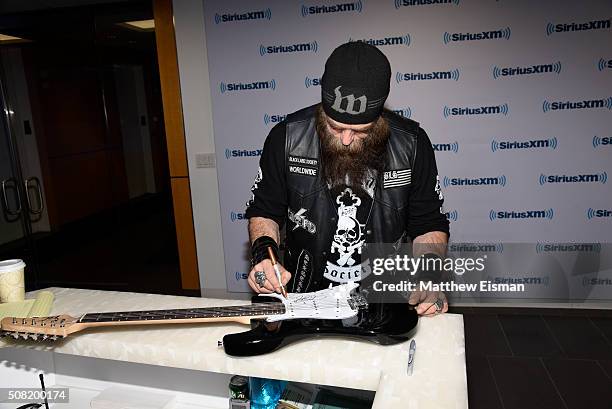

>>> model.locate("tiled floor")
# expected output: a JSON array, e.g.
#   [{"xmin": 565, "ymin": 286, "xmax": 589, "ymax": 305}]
[{"xmin": 454, "ymin": 307, "xmax": 612, "ymax": 409}]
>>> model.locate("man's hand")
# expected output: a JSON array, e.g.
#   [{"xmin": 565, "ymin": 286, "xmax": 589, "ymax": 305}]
[
  {"xmin": 408, "ymin": 290, "xmax": 448, "ymax": 316},
  {"xmin": 248, "ymin": 259, "xmax": 292, "ymax": 294}
]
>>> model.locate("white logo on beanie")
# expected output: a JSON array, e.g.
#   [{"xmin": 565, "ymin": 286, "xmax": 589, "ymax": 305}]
[{"xmin": 331, "ymin": 86, "xmax": 367, "ymax": 115}]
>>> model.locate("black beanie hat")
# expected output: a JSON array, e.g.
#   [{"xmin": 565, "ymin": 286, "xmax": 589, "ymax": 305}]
[{"xmin": 321, "ymin": 41, "xmax": 391, "ymax": 124}]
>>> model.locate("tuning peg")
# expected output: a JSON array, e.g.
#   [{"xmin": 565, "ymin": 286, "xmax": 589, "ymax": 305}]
[
  {"xmin": 11, "ymin": 332, "xmax": 19, "ymax": 339},
  {"xmin": 30, "ymin": 334, "xmax": 39, "ymax": 341},
  {"xmin": 20, "ymin": 333, "xmax": 29, "ymax": 340},
  {"xmin": 42, "ymin": 335, "xmax": 49, "ymax": 341}
]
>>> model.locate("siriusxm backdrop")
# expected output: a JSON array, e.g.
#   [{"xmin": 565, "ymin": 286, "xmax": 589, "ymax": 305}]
[{"xmin": 201, "ymin": 0, "xmax": 612, "ymax": 300}]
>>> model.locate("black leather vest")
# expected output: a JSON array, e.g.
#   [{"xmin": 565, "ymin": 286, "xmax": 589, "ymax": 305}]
[{"xmin": 283, "ymin": 104, "xmax": 419, "ymax": 293}]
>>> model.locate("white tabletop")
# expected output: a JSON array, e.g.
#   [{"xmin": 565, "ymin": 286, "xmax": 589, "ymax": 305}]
[{"xmin": 1, "ymin": 287, "xmax": 468, "ymax": 409}]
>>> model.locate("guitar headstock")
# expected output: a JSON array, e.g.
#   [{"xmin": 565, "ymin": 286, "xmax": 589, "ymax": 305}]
[{"xmin": 0, "ymin": 315, "xmax": 80, "ymax": 341}]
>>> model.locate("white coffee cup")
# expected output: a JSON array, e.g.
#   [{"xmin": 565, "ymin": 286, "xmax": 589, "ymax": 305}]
[{"xmin": 0, "ymin": 259, "xmax": 26, "ymax": 303}]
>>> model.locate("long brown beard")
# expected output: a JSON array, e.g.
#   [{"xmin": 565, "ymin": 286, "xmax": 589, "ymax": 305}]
[{"xmin": 316, "ymin": 105, "xmax": 389, "ymax": 189}]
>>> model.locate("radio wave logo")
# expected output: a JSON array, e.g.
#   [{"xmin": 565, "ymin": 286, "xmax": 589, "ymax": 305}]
[
  {"xmin": 259, "ymin": 41, "xmax": 318, "ymax": 56},
  {"xmin": 539, "ymin": 172, "xmax": 608, "ymax": 185},
  {"xmin": 219, "ymin": 79, "xmax": 276, "ymax": 94},
  {"xmin": 490, "ymin": 208, "xmax": 553, "ymax": 221},
  {"xmin": 491, "ymin": 137, "xmax": 557, "ymax": 152},
  {"xmin": 443, "ymin": 27, "xmax": 510, "ymax": 44},
  {"xmin": 396, "ymin": 68, "xmax": 460, "ymax": 83},
  {"xmin": 349, "ymin": 34, "xmax": 411, "ymax": 47},
  {"xmin": 214, "ymin": 8, "xmax": 272, "ymax": 24},
  {"xmin": 492, "ymin": 61, "xmax": 561, "ymax": 79},
  {"xmin": 230, "ymin": 211, "xmax": 246, "ymax": 222},
  {"xmin": 304, "ymin": 76, "xmax": 321, "ymax": 88},
  {"xmin": 536, "ymin": 242, "xmax": 601, "ymax": 254},
  {"xmin": 443, "ymin": 103, "xmax": 508, "ymax": 118},
  {"xmin": 394, "ymin": 0, "xmax": 459, "ymax": 9},
  {"xmin": 391, "ymin": 107, "xmax": 412, "ymax": 119},
  {"xmin": 598, "ymin": 58, "xmax": 612, "ymax": 71},
  {"xmin": 546, "ymin": 19, "xmax": 611, "ymax": 36},
  {"xmin": 443, "ymin": 175, "xmax": 507, "ymax": 188},
  {"xmin": 433, "ymin": 141, "xmax": 459, "ymax": 153},
  {"xmin": 592, "ymin": 135, "xmax": 611, "ymax": 148},
  {"xmin": 587, "ymin": 208, "xmax": 612, "ymax": 219},
  {"xmin": 542, "ymin": 97, "xmax": 612, "ymax": 112},
  {"xmin": 445, "ymin": 209, "xmax": 459, "ymax": 221},
  {"xmin": 301, "ymin": 0, "xmax": 362, "ymax": 17},
  {"xmin": 263, "ymin": 113, "xmax": 286, "ymax": 125}
]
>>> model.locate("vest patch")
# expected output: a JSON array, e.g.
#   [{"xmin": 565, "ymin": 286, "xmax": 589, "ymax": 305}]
[
  {"xmin": 288, "ymin": 207, "xmax": 316, "ymax": 234},
  {"xmin": 289, "ymin": 165, "xmax": 318, "ymax": 176},
  {"xmin": 292, "ymin": 249, "xmax": 313, "ymax": 293},
  {"xmin": 288, "ymin": 155, "xmax": 318, "ymax": 167},
  {"xmin": 383, "ymin": 168, "xmax": 412, "ymax": 189}
]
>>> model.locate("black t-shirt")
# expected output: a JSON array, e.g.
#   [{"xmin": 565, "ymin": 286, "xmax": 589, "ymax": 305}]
[{"xmin": 246, "ymin": 120, "xmax": 449, "ymax": 239}]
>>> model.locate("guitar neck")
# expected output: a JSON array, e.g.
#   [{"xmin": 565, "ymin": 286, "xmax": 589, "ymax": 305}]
[{"xmin": 77, "ymin": 303, "xmax": 285, "ymax": 327}]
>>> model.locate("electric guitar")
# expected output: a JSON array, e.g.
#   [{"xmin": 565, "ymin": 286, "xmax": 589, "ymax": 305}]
[{"xmin": 0, "ymin": 283, "xmax": 418, "ymax": 356}]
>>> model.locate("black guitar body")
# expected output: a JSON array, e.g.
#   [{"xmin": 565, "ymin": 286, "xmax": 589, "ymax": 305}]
[{"xmin": 222, "ymin": 302, "xmax": 418, "ymax": 357}]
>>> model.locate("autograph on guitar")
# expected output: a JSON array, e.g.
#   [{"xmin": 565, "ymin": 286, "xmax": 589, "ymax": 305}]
[{"xmin": 0, "ymin": 283, "xmax": 418, "ymax": 356}]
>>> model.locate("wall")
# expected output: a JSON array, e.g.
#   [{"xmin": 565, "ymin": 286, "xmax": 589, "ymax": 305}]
[
  {"xmin": 174, "ymin": 0, "xmax": 612, "ymax": 302},
  {"xmin": 173, "ymin": 0, "xmax": 228, "ymax": 296}
]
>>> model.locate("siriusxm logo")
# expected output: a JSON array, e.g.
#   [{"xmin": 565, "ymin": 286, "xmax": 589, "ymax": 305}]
[
  {"xmin": 300, "ymin": 1, "xmax": 362, "ymax": 17},
  {"xmin": 396, "ymin": 68, "xmax": 460, "ymax": 83},
  {"xmin": 214, "ymin": 8, "xmax": 272, "ymax": 24},
  {"xmin": 443, "ymin": 175, "xmax": 507, "ymax": 188},
  {"xmin": 491, "ymin": 137, "xmax": 557, "ymax": 152},
  {"xmin": 349, "ymin": 35, "xmax": 411, "ymax": 47},
  {"xmin": 489, "ymin": 208, "xmax": 554, "ymax": 221},
  {"xmin": 235, "ymin": 272, "xmax": 248, "ymax": 281},
  {"xmin": 445, "ymin": 209, "xmax": 458, "ymax": 221},
  {"xmin": 592, "ymin": 136, "xmax": 611, "ymax": 149},
  {"xmin": 304, "ymin": 76, "xmax": 321, "ymax": 88},
  {"xmin": 230, "ymin": 211, "xmax": 247, "ymax": 222},
  {"xmin": 546, "ymin": 19, "xmax": 610, "ymax": 35},
  {"xmin": 259, "ymin": 41, "xmax": 318, "ymax": 56},
  {"xmin": 224, "ymin": 148, "xmax": 263, "ymax": 159},
  {"xmin": 433, "ymin": 141, "xmax": 459, "ymax": 153},
  {"xmin": 536, "ymin": 243, "xmax": 601, "ymax": 253},
  {"xmin": 542, "ymin": 97, "xmax": 612, "ymax": 112},
  {"xmin": 220, "ymin": 79, "xmax": 276, "ymax": 94},
  {"xmin": 598, "ymin": 58, "xmax": 612, "ymax": 71},
  {"xmin": 487, "ymin": 276, "xmax": 550, "ymax": 286},
  {"xmin": 449, "ymin": 243, "xmax": 504, "ymax": 253},
  {"xmin": 492, "ymin": 62, "xmax": 561, "ymax": 79},
  {"xmin": 263, "ymin": 113, "xmax": 286, "ymax": 125},
  {"xmin": 587, "ymin": 208, "xmax": 612, "ymax": 219},
  {"xmin": 390, "ymin": 107, "xmax": 412, "ymax": 119},
  {"xmin": 394, "ymin": 0, "xmax": 459, "ymax": 8},
  {"xmin": 443, "ymin": 103, "xmax": 509, "ymax": 118},
  {"xmin": 443, "ymin": 27, "xmax": 511, "ymax": 44},
  {"xmin": 539, "ymin": 172, "xmax": 608, "ymax": 185}
]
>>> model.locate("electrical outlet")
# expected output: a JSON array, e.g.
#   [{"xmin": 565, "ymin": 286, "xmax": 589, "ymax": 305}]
[{"xmin": 195, "ymin": 153, "xmax": 216, "ymax": 168}]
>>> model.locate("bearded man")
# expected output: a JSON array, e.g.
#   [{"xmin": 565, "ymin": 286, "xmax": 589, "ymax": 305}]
[{"xmin": 245, "ymin": 41, "xmax": 450, "ymax": 316}]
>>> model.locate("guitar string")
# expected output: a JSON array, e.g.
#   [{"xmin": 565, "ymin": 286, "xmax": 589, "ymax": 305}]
[{"xmin": 80, "ymin": 299, "xmax": 356, "ymax": 322}]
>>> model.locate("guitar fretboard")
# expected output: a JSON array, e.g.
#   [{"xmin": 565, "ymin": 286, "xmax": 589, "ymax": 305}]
[{"xmin": 79, "ymin": 304, "xmax": 285, "ymax": 323}]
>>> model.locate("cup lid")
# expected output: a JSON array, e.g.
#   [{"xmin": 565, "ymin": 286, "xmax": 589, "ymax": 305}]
[{"xmin": 0, "ymin": 259, "xmax": 26, "ymax": 273}]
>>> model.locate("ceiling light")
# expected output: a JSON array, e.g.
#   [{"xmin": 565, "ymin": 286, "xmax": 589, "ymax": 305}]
[
  {"xmin": 0, "ymin": 34, "xmax": 28, "ymax": 43},
  {"xmin": 119, "ymin": 20, "xmax": 155, "ymax": 31}
]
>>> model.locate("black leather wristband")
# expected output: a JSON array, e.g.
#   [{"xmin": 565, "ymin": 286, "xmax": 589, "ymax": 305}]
[{"xmin": 250, "ymin": 236, "xmax": 279, "ymax": 267}]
